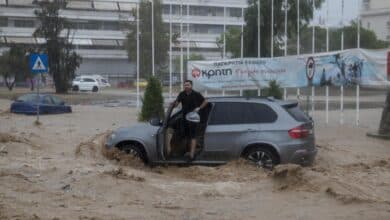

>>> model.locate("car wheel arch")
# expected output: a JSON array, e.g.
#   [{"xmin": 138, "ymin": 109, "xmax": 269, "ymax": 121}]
[
  {"xmin": 115, "ymin": 140, "xmax": 149, "ymax": 163},
  {"xmin": 241, "ymin": 143, "xmax": 281, "ymax": 164}
]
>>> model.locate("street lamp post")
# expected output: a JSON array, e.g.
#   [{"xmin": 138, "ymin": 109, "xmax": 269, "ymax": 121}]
[
  {"xmin": 151, "ymin": 0, "xmax": 155, "ymax": 76},
  {"xmin": 257, "ymin": 0, "xmax": 260, "ymax": 58},
  {"xmin": 297, "ymin": 0, "xmax": 300, "ymax": 55},
  {"xmin": 241, "ymin": 7, "xmax": 244, "ymax": 58},
  {"xmin": 136, "ymin": 3, "xmax": 140, "ymax": 108},
  {"xmin": 282, "ymin": 0, "xmax": 290, "ymax": 56},
  {"xmin": 271, "ymin": 0, "xmax": 274, "ymax": 58}
]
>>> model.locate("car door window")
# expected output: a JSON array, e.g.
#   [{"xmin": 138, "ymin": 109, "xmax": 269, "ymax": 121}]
[
  {"xmin": 208, "ymin": 102, "xmax": 277, "ymax": 125},
  {"xmin": 43, "ymin": 96, "xmax": 54, "ymax": 105},
  {"xmin": 208, "ymin": 102, "xmax": 243, "ymax": 125},
  {"xmin": 83, "ymin": 78, "xmax": 95, "ymax": 82}
]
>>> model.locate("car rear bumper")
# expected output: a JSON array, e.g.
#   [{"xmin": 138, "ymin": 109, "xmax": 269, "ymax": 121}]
[{"xmin": 290, "ymin": 147, "xmax": 317, "ymax": 166}]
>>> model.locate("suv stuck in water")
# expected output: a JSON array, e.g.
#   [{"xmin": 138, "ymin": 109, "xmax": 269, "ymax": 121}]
[{"xmin": 105, "ymin": 97, "xmax": 317, "ymax": 169}]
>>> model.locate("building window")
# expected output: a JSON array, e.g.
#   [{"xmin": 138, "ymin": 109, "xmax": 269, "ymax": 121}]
[
  {"xmin": 363, "ymin": 0, "xmax": 370, "ymax": 10},
  {"xmin": 14, "ymin": 19, "xmax": 34, "ymax": 28},
  {"xmin": 229, "ymin": 8, "xmax": 241, "ymax": 18},
  {"xmin": 0, "ymin": 17, "xmax": 7, "ymax": 27},
  {"xmin": 102, "ymin": 21, "xmax": 119, "ymax": 31}
]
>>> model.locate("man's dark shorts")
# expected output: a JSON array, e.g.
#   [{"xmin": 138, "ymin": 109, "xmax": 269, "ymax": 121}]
[{"xmin": 184, "ymin": 121, "xmax": 197, "ymax": 139}]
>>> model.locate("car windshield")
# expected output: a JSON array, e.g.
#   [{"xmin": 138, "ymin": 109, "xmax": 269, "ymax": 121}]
[{"xmin": 17, "ymin": 94, "xmax": 40, "ymax": 103}]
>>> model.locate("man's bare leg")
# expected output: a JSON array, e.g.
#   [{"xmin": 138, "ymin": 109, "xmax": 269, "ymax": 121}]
[{"xmin": 190, "ymin": 138, "xmax": 196, "ymax": 159}]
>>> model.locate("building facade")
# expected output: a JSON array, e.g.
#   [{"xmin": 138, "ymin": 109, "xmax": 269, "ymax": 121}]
[
  {"xmin": 0, "ymin": 0, "xmax": 247, "ymax": 85},
  {"xmin": 361, "ymin": 0, "xmax": 390, "ymax": 42}
]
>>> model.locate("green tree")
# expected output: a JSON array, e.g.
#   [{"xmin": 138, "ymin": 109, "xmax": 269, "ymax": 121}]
[
  {"xmin": 226, "ymin": 2, "xmax": 388, "ymax": 58},
  {"xmin": 243, "ymin": 0, "xmax": 324, "ymax": 57},
  {"xmin": 290, "ymin": 21, "xmax": 388, "ymax": 54},
  {"xmin": 126, "ymin": 0, "xmax": 172, "ymax": 78},
  {"xmin": 0, "ymin": 44, "xmax": 30, "ymax": 91},
  {"xmin": 262, "ymin": 80, "xmax": 283, "ymax": 99},
  {"xmin": 34, "ymin": 0, "xmax": 82, "ymax": 93},
  {"xmin": 139, "ymin": 76, "xmax": 164, "ymax": 121},
  {"xmin": 217, "ymin": 27, "xmax": 242, "ymax": 58}
]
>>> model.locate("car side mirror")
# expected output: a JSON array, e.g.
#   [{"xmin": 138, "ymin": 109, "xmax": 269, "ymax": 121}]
[{"xmin": 149, "ymin": 117, "xmax": 162, "ymax": 126}]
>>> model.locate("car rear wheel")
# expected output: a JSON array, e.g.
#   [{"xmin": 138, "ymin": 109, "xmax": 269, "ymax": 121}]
[
  {"xmin": 117, "ymin": 142, "xmax": 147, "ymax": 163},
  {"xmin": 92, "ymin": 86, "xmax": 98, "ymax": 92},
  {"xmin": 244, "ymin": 147, "xmax": 278, "ymax": 169},
  {"xmin": 72, "ymin": 85, "xmax": 79, "ymax": 91}
]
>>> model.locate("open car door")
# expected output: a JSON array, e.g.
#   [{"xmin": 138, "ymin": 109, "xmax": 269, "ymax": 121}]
[{"xmin": 156, "ymin": 104, "xmax": 175, "ymax": 161}]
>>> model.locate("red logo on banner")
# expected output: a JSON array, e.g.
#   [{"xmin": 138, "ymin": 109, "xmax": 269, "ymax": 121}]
[{"xmin": 192, "ymin": 68, "xmax": 201, "ymax": 78}]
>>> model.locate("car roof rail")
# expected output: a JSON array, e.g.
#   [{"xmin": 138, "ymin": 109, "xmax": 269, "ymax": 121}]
[{"xmin": 207, "ymin": 96, "xmax": 276, "ymax": 101}]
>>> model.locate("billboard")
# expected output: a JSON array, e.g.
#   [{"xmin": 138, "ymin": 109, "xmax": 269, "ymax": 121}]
[{"xmin": 187, "ymin": 49, "xmax": 390, "ymax": 90}]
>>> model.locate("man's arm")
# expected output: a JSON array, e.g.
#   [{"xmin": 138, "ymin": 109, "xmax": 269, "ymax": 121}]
[
  {"xmin": 194, "ymin": 92, "xmax": 207, "ymax": 112},
  {"xmin": 171, "ymin": 100, "xmax": 179, "ymax": 108},
  {"xmin": 199, "ymin": 99, "xmax": 208, "ymax": 110}
]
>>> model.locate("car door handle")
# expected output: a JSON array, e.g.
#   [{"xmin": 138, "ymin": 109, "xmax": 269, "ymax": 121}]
[{"xmin": 247, "ymin": 129, "xmax": 259, "ymax": 132}]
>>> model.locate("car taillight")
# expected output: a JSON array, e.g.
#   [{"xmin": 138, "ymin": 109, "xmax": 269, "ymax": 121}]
[{"xmin": 288, "ymin": 125, "xmax": 311, "ymax": 139}]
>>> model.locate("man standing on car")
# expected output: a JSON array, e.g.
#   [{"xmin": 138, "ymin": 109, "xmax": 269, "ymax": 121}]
[{"xmin": 172, "ymin": 80, "xmax": 208, "ymax": 161}]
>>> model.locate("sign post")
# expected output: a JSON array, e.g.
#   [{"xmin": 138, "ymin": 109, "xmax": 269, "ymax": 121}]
[
  {"xmin": 29, "ymin": 53, "xmax": 48, "ymax": 124},
  {"xmin": 306, "ymin": 57, "xmax": 315, "ymax": 115}
]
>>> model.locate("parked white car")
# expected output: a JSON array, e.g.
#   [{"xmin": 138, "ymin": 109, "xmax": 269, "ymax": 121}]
[{"xmin": 72, "ymin": 76, "xmax": 100, "ymax": 92}]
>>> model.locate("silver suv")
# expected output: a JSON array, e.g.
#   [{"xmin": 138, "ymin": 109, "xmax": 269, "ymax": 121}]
[{"xmin": 106, "ymin": 97, "xmax": 317, "ymax": 168}]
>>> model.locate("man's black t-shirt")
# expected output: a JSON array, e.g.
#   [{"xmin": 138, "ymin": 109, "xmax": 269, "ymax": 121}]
[{"xmin": 176, "ymin": 90, "xmax": 205, "ymax": 115}]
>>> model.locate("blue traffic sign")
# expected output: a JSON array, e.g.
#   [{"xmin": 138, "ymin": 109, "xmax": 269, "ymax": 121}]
[{"xmin": 29, "ymin": 53, "xmax": 48, "ymax": 74}]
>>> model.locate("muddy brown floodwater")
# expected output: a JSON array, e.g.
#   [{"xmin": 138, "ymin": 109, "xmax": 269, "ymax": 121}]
[{"xmin": 0, "ymin": 98, "xmax": 390, "ymax": 220}]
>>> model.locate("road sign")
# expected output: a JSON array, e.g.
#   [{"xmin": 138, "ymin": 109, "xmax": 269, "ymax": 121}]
[
  {"xmin": 29, "ymin": 53, "xmax": 48, "ymax": 74},
  {"xmin": 29, "ymin": 53, "xmax": 48, "ymax": 123}
]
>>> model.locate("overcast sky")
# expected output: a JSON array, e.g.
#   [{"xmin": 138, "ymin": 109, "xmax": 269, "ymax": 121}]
[{"xmin": 314, "ymin": 0, "xmax": 360, "ymax": 27}]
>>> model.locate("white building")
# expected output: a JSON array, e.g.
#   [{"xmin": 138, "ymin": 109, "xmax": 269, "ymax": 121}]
[
  {"xmin": 361, "ymin": 0, "xmax": 390, "ymax": 42},
  {"xmin": 0, "ymin": 0, "xmax": 247, "ymax": 84}
]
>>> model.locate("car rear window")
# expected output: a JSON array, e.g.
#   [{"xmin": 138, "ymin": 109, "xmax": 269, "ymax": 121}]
[
  {"xmin": 284, "ymin": 106, "xmax": 311, "ymax": 122},
  {"xmin": 209, "ymin": 102, "xmax": 277, "ymax": 125},
  {"xmin": 43, "ymin": 96, "xmax": 53, "ymax": 104},
  {"xmin": 51, "ymin": 96, "xmax": 63, "ymax": 105}
]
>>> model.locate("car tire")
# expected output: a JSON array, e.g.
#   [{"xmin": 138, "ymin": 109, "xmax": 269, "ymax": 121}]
[
  {"xmin": 92, "ymin": 86, "xmax": 98, "ymax": 92},
  {"xmin": 117, "ymin": 142, "xmax": 147, "ymax": 163},
  {"xmin": 72, "ymin": 85, "xmax": 79, "ymax": 91},
  {"xmin": 244, "ymin": 147, "xmax": 278, "ymax": 169}
]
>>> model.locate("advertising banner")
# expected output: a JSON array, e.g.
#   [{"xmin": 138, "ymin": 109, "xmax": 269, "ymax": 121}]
[{"xmin": 187, "ymin": 49, "xmax": 390, "ymax": 90}]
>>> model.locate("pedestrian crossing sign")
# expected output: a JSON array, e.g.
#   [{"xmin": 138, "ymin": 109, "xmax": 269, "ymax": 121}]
[{"xmin": 29, "ymin": 53, "xmax": 48, "ymax": 74}]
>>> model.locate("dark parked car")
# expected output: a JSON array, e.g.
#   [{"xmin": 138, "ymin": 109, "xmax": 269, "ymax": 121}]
[
  {"xmin": 11, "ymin": 94, "xmax": 72, "ymax": 115},
  {"xmin": 106, "ymin": 97, "xmax": 316, "ymax": 169}
]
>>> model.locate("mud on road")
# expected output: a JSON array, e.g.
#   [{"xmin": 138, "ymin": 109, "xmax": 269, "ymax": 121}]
[{"xmin": 0, "ymin": 98, "xmax": 390, "ymax": 219}]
